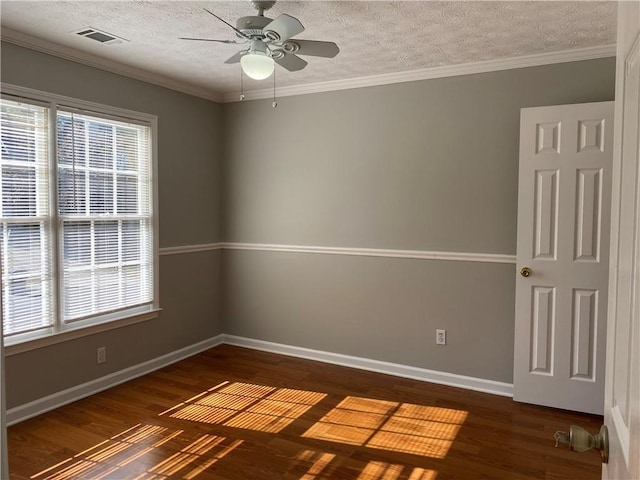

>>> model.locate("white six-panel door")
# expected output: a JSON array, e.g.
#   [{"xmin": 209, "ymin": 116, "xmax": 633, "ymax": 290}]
[{"xmin": 514, "ymin": 101, "xmax": 614, "ymax": 415}]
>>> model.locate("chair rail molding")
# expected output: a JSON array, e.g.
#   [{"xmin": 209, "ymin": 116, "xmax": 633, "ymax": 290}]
[{"xmin": 220, "ymin": 242, "xmax": 517, "ymax": 264}]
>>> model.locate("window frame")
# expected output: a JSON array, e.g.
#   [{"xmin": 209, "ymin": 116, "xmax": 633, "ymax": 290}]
[{"xmin": 1, "ymin": 84, "xmax": 160, "ymax": 355}]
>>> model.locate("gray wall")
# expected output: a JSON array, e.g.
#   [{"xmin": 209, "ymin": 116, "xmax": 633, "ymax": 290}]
[
  {"xmin": 221, "ymin": 58, "xmax": 616, "ymax": 383},
  {"xmin": 222, "ymin": 250, "xmax": 516, "ymax": 382},
  {"xmin": 1, "ymin": 42, "xmax": 224, "ymax": 408}
]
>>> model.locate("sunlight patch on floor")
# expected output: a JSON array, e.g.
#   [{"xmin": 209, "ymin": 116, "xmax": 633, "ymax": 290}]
[
  {"xmin": 297, "ymin": 450, "xmax": 337, "ymax": 479},
  {"xmin": 294, "ymin": 450, "xmax": 438, "ymax": 480},
  {"xmin": 162, "ymin": 381, "xmax": 327, "ymax": 433},
  {"xmin": 30, "ymin": 424, "xmax": 242, "ymax": 480},
  {"xmin": 302, "ymin": 396, "xmax": 467, "ymax": 458},
  {"xmin": 358, "ymin": 461, "xmax": 404, "ymax": 480},
  {"xmin": 407, "ymin": 467, "xmax": 438, "ymax": 480}
]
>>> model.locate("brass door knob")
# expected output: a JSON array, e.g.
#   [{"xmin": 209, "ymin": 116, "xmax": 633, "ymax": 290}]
[
  {"xmin": 520, "ymin": 266, "xmax": 532, "ymax": 277},
  {"xmin": 554, "ymin": 425, "xmax": 609, "ymax": 464}
]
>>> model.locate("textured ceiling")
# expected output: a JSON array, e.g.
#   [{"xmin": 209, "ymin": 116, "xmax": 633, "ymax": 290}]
[{"xmin": 0, "ymin": 1, "xmax": 617, "ymax": 100}]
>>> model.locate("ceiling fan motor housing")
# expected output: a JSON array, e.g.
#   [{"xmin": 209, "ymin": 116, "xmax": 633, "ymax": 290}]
[{"xmin": 236, "ymin": 15, "xmax": 272, "ymax": 39}]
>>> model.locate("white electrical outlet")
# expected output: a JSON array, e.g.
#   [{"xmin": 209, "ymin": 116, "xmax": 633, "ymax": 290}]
[
  {"xmin": 97, "ymin": 346, "xmax": 107, "ymax": 364},
  {"xmin": 436, "ymin": 329, "xmax": 446, "ymax": 346}
]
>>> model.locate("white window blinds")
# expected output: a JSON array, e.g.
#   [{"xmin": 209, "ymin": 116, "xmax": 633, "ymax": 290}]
[
  {"xmin": 0, "ymin": 92, "xmax": 156, "ymax": 342},
  {"xmin": 0, "ymin": 99, "xmax": 54, "ymax": 336},
  {"xmin": 57, "ymin": 110, "xmax": 153, "ymax": 323}
]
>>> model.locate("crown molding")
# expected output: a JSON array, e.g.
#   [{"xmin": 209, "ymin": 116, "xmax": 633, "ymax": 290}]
[
  {"xmin": 1, "ymin": 26, "xmax": 614, "ymax": 105},
  {"xmin": 221, "ymin": 44, "xmax": 616, "ymax": 103},
  {"xmin": 0, "ymin": 27, "xmax": 223, "ymax": 103}
]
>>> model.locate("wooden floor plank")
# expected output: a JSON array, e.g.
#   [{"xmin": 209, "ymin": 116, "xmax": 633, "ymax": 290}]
[{"xmin": 8, "ymin": 345, "xmax": 603, "ymax": 479}]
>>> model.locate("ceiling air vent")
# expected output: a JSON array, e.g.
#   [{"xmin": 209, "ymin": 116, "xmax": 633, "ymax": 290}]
[{"xmin": 73, "ymin": 27, "xmax": 128, "ymax": 45}]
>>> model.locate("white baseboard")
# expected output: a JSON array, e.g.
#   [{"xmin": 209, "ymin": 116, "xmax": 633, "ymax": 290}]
[
  {"xmin": 222, "ymin": 335, "xmax": 514, "ymax": 398},
  {"xmin": 7, "ymin": 333, "xmax": 513, "ymax": 426},
  {"xmin": 6, "ymin": 334, "xmax": 225, "ymax": 426}
]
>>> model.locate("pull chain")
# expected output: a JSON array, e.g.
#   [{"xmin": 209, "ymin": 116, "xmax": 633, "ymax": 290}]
[
  {"xmin": 272, "ymin": 66, "xmax": 277, "ymax": 108},
  {"xmin": 240, "ymin": 67, "xmax": 245, "ymax": 101}
]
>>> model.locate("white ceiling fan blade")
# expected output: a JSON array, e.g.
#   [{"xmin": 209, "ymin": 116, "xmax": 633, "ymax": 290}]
[
  {"xmin": 225, "ymin": 50, "xmax": 247, "ymax": 64},
  {"xmin": 274, "ymin": 53, "xmax": 308, "ymax": 72},
  {"xmin": 263, "ymin": 14, "xmax": 304, "ymax": 42},
  {"xmin": 179, "ymin": 37, "xmax": 242, "ymax": 44},
  {"xmin": 284, "ymin": 40, "xmax": 339, "ymax": 58},
  {"xmin": 203, "ymin": 8, "xmax": 251, "ymax": 40}
]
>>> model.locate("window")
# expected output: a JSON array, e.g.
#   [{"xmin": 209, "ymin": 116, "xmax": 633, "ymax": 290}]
[{"xmin": 0, "ymin": 88, "xmax": 157, "ymax": 346}]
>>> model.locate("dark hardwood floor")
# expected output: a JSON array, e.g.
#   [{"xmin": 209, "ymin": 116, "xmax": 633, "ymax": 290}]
[{"xmin": 8, "ymin": 345, "xmax": 604, "ymax": 479}]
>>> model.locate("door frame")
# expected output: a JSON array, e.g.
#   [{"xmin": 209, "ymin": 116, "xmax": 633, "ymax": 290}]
[{"xmin": 602, "ymin": 1, "xmax": 640, "ymax": 478}]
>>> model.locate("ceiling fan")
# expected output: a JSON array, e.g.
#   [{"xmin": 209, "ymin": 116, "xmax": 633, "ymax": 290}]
[{"xmin": 180, "ymin": 0, "xmax": 340, "ymax": 80}]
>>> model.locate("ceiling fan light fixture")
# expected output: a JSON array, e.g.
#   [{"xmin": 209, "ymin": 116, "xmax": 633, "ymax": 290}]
[
  {"xmin": 241, "ymin": 52, "xmax": 275, "ymax": 80},
  {"xmin": 241, "ymin": 40, "xmax": 275, "ymax": 80}
]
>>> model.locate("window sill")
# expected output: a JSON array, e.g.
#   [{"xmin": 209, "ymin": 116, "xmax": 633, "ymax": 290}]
[{"xmin": 3, "ymin": 308, "xmax": 162, "ymax": 356}]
